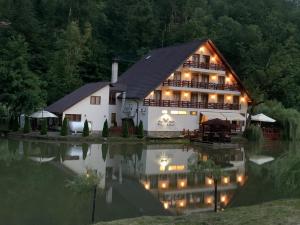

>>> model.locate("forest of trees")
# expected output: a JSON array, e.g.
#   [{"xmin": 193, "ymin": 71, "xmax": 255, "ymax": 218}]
[{"xmin": 1, "ymin": 0, "xmax": 300, "ymax": 115}]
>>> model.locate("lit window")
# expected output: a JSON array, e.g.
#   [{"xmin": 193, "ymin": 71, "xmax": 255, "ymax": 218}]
[
  {"xmin": 168, "ymin": 165, "xmax": 185, "ymax": 171},
  {"xmin": 170, "ymin": 110, "xmax": 187, "ymax": 115},
  {"xmin": 190, "ymin": 111, "xmax": 197, "ymax": 116},
  {"xmin": 90, "ymin": 96, "xmax": 101, "ymax": 105}
]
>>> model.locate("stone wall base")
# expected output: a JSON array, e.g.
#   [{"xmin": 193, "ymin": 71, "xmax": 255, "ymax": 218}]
[{"xmin": 146, "ymin": 131, "xmax": 182, "ymax": 138}]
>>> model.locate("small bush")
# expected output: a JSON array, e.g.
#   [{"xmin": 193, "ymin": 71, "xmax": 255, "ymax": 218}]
[
  {"xmin": 61, "ymin": 117, "xmax": 69, "ymax": 136},
  {"xmin": 40, "ymin": 119, "xmax": 47, "ymax": 135},
  {"xmin": 83, "ymin": 119, "xmax": 89, "ymax": 137},
  {"xmin": 137, "ymin": 120, "xmax": 144, "ymax": 138},
  {"xmin": 23, "ymin": 116, "xmax": 31, "ymax": 133},
  {"xmin": 244, "ymin": 124, "xmax": 263, "ymax": 142},
  {"xmin": 102, "ymin": 119, "xmax": 109, "ymax": 137},
  {"xmin": 122, "ymin": 120, "xmax": 129, "ymax": 138}
]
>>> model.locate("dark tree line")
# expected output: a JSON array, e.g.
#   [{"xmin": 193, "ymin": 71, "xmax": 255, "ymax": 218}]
[{"xmin": 1, "ymin": 0, "xmax": 300, "ymax": 114}]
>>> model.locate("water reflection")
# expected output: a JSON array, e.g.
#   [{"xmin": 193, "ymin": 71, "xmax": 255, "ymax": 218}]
[{"xmin": 0, "ymin": 140, "xmax": 249, "ymax": 214}]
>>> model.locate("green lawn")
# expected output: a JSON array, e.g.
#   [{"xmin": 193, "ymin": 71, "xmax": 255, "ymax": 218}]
[
  {"xmin": 95, "ymin": 199, "xmax": 300, "ymax": 225},
  {"xmin": 0, "ymin": 160, "xmax": 140, "ymax": 225}
]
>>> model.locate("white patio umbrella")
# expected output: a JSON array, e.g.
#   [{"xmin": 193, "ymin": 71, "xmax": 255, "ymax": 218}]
[
  {"xmin": 251, "ymin": 113, "xmax": 276, "ymax": 123},
  {"xmin": 30, "ymin": 110, "xmax": 58, "ymax": 118}
]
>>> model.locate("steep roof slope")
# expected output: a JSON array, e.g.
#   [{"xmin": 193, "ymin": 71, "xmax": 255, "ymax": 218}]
[
  {"xmin": 117, "ymin": 39, "xmax": 207, "ymax": 99},
  {"xmin": 46, "ymin": 82, "xmax": 109, "ymax": 113}
]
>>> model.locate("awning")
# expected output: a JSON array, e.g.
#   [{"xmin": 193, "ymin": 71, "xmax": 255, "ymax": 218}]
[
  {"xmin": 222, "ymin": 112, "xmax": 245, "ymax": 121},
  {"xmin": 30, "ymin": 110, "xmax": 58, "ymax": 118},
  {"xmin": 201, "ymin": 112, "xmax": 226, "ymax": 120},
  {"xmin": 251, "ymin": 113, "xmax": 275, "ymax": 123}
]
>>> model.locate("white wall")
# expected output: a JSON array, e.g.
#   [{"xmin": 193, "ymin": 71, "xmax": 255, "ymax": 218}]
[{"xmin": 63, "ymin": 85, "xmax": 110, "ymax": 131}]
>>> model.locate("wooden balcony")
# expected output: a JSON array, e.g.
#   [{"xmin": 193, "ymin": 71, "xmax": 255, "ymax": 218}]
[
  {"xmin": 144, "ymin": 99, "xmax": 240, "ymax": 110},
  {"xmin": 162, "ymin": 80, "xmax": 239, "ymax": 91},
  {"xmin": 183, "ymin": 60, "xmax": 225, "ymax": 71}
]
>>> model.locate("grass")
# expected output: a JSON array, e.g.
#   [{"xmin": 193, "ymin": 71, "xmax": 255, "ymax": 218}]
[{"xmin": 94, "ymin": 199, "xmax": 300, "ymax": 225}]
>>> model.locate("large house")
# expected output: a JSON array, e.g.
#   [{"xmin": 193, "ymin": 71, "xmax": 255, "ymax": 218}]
[{"xmin": 46, "ymin": 39, "xmax": 251, "ymax": 136}]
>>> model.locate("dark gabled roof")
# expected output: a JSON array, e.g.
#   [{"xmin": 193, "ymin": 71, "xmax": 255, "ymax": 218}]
[
  {"xmin": 46, "ymin": 82, "xmax": 109, "ymax": 113},
  {"xmin": 117, "ymin": 39, "xmax": 207, "ymax": 99}
]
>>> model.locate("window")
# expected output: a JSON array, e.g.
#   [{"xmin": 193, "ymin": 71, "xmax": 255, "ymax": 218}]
[
  {"xmin": 218, "ymin": 76, "xmax": 225, "ymax": 84},
  {"xmin": 190, "ymin": 111, "xmax": 197, "ymax": 116},
  {"xmin": 200, "ymin": 55, "xmax": 210, "ymax": 64},
  {"xmin": 233, "ymin": 96, "xmax": 240, "ymax": 104},
  {"xmin": 201, "ymin": 74, "xmax": 209, "ymax": 83},
  {"xmin": 111, "ymin": 113, "xmax": 117, "ymax": 127},
  {"xmin": 109, "ymin": 92, "xmax": 116, "ymax": 105},
  {"xmin": 90, "ymin": 96, "xmax": 101, "ymax": 105},
  {"xmin": 191, "ymin": 73, "xmax": 199, "ymax": 83},
  {"xmin": 218, "ymin": 95, "xmax": 224, "ymax": 104},
  {"xmin": 154, "ymin": 90, "xmax": 162, "ymax": 101},
  {"xmin": 65, "ymin": 114, "xmax": 81, "ymax": 122},
  {"xmin": 200, "ymin": 93, "xmax": 208, "ymax": 103},
  {"xmin": 174, "ymin": 71, "xmax": 181, "ymax": 81},
  {"xmin": 191, "ymin": 92, "xmax": 198, "ymax": 102},
  {"xmin": 173, "ymin": 91, "xmax": 181, "ymax": 101}
]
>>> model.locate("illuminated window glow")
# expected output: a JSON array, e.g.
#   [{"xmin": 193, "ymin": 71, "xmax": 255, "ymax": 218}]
[
  {"xmin": 168, "ymin": 165, "xmax": 185, "ymax": 171},
  {"xmin": 170, "ymin": 110, "xmax": 187, "ymax": 115}
]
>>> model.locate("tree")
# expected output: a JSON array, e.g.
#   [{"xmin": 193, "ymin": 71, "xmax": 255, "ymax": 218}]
[
  {"xmin": 137, "ymin": 120, "xmax": 144, "ymax": 138},
  {"xmin": 122, "ymin": 120, "xmax": 129, "ymax": 138},
  {"xmin": 11, "ymin": 116, "xmax": 19, "ymax": 132},
  {"xmin": 83, "ymin": 119, "xmax": 89, "ymax": 137},
  {"xmin": 102, "ymin": 119, "xmax": 109, "ymax": 137},
  {"xmin": 61, "ymin": 117, "xmax": 68, "ymax": 136},
  {"xmin": 40, "ymin": 119, "xmax": 47, "ymax": 135},
  {"xmin": 23, "ymin": 116, "xmax": 31, "ymax": 133},
  {"xmin": 0, "ymin": 35, "xmax": 44, "ymax": 114}
]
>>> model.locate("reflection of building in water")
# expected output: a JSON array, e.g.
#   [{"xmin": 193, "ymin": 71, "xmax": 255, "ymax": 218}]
[{"xmin": 121, "ymin": 145, "xmax": 246, "ymax": 213}]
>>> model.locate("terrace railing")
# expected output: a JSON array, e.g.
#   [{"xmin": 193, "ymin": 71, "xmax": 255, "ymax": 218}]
[
  {"xmin": 183, "ymin": 60, "xmax": 225, "ymax": 71},
  {"xmin": 162, "ymin": 80, "xmax": 239, "ymax": 91},
  {"xmin": 144, "ymin": 99, "xmax": 240, "ymax": 110}
]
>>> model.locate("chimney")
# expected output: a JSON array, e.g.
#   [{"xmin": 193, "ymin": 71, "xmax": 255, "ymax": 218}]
[{"xmin": 111, "ymin": 57, "xmax": 119, "ymax": 83}]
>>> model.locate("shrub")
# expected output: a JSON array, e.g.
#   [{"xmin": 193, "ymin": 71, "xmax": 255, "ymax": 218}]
[
  {"xmin": 23, "ymin": 116, "xmax": 31, "ymax": 133},
  {"xmin": 40, "ymin": 119, "xmax": 47, "ymax": 135},
  {"xmin": 61, "ymin": 117, "xmax": 68, "ymax": 136},
  {"xmin": 102, "ymin": 119, "xmax": 109, "ymax": 137},
  {"xmin": 122, "ymin": 120, "xmax": 129, "ymax": 138},
  {"xmin": 137, "ymin": 120, "xmax": 144, "ymax": 138},
  {"xmin": 12, "ymin": 116, "xmax": 19, "ymax": 131},
  {"xmin": 83, "ymin": 119, "xmax": 89, "ymax": 137},
  {"xmin": 243, "ymin": 124, "xmax": 263, "ymax": 142}
]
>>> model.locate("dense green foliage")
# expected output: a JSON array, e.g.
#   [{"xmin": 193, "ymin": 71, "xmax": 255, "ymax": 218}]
[
  {"xmin": 102, "ymin": 119, "xmax": 109, "ymax": 137},
  {"xmin": 1, "ymin": 0, "xmax": 300, "ymax": 114},
  {"xmin": 243, "ymin": 124, "xmax": 264, "ymax": 142},
  {"xmin": 61, "ymin": 117, "xmax": 68, "ymax": 136},
  {"xmin": 256, "ymin": 100, "xmax": 300, "ymax": 140},
  {"xmin": 40, "ymin": 119, "xmax": 47, "ymax": 135},
  {"xmin": 122, "ymin": 121, "xmax": 129, "ymax": 138},
  {"xmin": 137, "ymin": 120, "xmax": 144, "ymax": 139},
  {"xmin": 23, "ymin": 116, "xmax": 31, "ymax": 133},
  {"xmin": 82, "ymin": 119, "xmax": 89, "ymax": 137}
]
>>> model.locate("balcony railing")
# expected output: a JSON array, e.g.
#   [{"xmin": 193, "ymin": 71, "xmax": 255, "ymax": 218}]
[
  {"xmin": 183, "ymin": 60, "xmax": 225, "ymax": 71},
  {"xmin": 162, "ymin": 80, "xmax": 239, "ymax": 91},
  {"xmin": 144, "ymin": 99, "xmax": 240, "ymax": 110}
]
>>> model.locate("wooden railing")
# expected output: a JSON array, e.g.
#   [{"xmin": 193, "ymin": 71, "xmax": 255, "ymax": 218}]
[
  {"xmin": 143, "ymin": 99, "xmax": 240, "ymax": 110},
  {"xmin": 162, "ymin": 80, "xmax": 239, "ymax": 91},
  {"xmin": 183, "ymin": 60, "xmax": 225, "ymax": 71}
]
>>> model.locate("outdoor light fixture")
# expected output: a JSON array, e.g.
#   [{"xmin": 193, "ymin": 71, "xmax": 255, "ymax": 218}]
[
  {"xmin": 223, "ymin": 176, "xmax": 230, "ymax": 184},
  {"xmin": 184, "ymin": 92, "xmax": 189, "ymax": 97},
  {"xmin": 179, "ymin": 201, "xmax": 185, "ymax": 207},
  {"xmin": 226, "ymin": 96, "xmax": 232, "ymax": 101},
  {"xmin": 206, "ymin": 177, "xmax": 213, "ymax": 185},
  {"xmin": 211, "ymin": 75, "xmax": 217, "ymax": 80},
  {"xmin": 237, "ymin": 175, "xmax": 243, "ymax": 183},
  {"xmin": 240, "ymin": 96, "xmax": 245, "ymax": 102},
  {"xmin": 150, "ymin": 91, "xmax": 154, "ymax": 96},
  {"xmin": 211, "ymin": 56, "xmax": 216, "ymax": 62},
  {"xmin": 210, "ymin": 94, "xmax": 216, "ymax": 99},
  {"xmin": 206, "ymin": 196, "xmax": 212, "ymax": 204},
  {"xmin": 185, "ymin": 73, "xmax": 190, "ymax": 78},
  {"xmin": 161, "ymin": 182, "xmax": 167, "ymax": 189},
  {"xmin": 199, "ymin": 46, "xmax": 205, "ymax": 53},
  {"xmin": 163, "ymin": 202, "xmax": 169, "ymax": 209},
  {"xmin": 144, "ymin": 181, "xmax": 150, "ymax": 190},
  {"xmin": 221, "ymin": 195, "xmax": 227, "ymax": 203},
  {"xmin": 165, "ymin": 91, "xmax": 170, "ymax": 96},
  {"xmin": 225, "ymin": 77, "xmax": 231, "ymax": 83}
]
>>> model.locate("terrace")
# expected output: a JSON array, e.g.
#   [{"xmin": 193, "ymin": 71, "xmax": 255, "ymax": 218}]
[
  {"xmin": 143, "ymin": 99, "xmax": 240, "ymax": 110},
  {"xmin": 183, "ymin": 60, "xmax": 225, "ymax": 71},
  {"xmin": 162, "ymin": 79, "xmax": 239, "ymax": 91}
]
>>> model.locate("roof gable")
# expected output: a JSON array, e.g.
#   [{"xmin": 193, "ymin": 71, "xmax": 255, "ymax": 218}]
[
  {"xmin": 117, "ymin": 39, "xmax": 207, "ymax": 99},
  {"xmin": 46, "ymin": 82, "xmax": 109, "ymax": 113}
]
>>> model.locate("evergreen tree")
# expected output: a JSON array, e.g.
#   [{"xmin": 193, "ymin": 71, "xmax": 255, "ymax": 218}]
[
  {"xmin": 23, "ymin": 116, "xmax": 31, "ymax": 133},
  {"xmin": 61, "ymin": 117, "xmax": 69, "ymax": 136},
  {"xmin": 40, "ymin": 119, "xmax": 47, "ymax": 135},
  {"xmin": 122, "ymin": 120, "xmax": 129, "ymax": 138},
  {"xmin": 83, "ymin": 119, "xmax": 89, "ymax": 137},
  {"xmin": 137, "ymin": 120, "xmax": 144, "ymax": 139},
  {"xmin": 102, "ymin": 119, "xmax": 109, "ymax": 137}
]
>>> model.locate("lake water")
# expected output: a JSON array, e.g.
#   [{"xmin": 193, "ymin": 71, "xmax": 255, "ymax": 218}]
[{"xmin": 0, "ymin": 138, "xmax": 299, "ymax": 225}]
